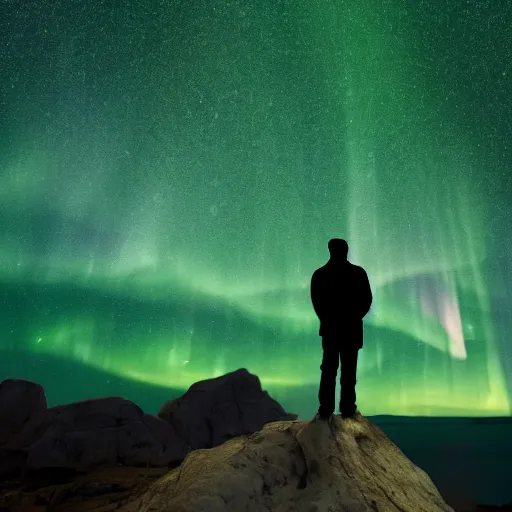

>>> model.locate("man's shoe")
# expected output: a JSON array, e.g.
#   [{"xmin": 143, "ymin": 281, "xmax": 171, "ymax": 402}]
[
  {"xmin": 340, "ymin": 407, "xmax": 358, "ymax": 418},
  {"xmin": 315, "ymin": 411, "xmax": 332, "ymax": 421}
]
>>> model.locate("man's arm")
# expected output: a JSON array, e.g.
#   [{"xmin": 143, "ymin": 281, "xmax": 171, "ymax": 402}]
[
  {"xmin": 310, "ymin": 272, "xmax": 325, "ymax": 321},
  {"xmin": 359, "ymin": 269, "xmax": 373, "ymax": 319}
]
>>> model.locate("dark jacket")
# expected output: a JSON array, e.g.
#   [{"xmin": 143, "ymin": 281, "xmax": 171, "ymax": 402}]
[{"xmin": 310, "ymin": 260, "xmax": 372, "ymax": 347}]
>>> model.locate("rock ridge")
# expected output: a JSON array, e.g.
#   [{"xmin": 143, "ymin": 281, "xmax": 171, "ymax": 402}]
[{"xmin": 136, "ymin": 413, "xmax": 454, "ymax": 512}]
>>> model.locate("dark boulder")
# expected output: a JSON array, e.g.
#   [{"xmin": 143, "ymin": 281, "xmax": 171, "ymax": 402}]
[
  {"xmin": 158, "ymin": 368, "xmax": 298, "ymax": 450},
  {"xmin": 0, "ymin": 382, "xmax": 188, "ymax": 477},
  {"xmin": 0, "ymin": 379, "xmax": 47, "ymax": 449}
]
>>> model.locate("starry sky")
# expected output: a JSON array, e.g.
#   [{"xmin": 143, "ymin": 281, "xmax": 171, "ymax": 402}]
[{"xmin": 1, "ymin": 0, "xmax": 511, "ymax": 417}]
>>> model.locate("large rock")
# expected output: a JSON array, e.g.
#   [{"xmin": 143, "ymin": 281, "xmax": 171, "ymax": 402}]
[
  {"xmin": 26, "ymin": 397, "xmax": 188, "ymax": 472},
  {"xmin": 0, "ymin": 370, "xmax": 296, "ymax": 478},
  {"xmin": 0, "ymin": 379, "xmax": 47, "ymax": 449},
  {"xmin": 0, "ymin": 380, "xmax": 189, "ymax": 478},
  {"xmin": 0, "ymin": 414, "xmax": 456, "ymax": 512},
  {"xmin": 138, "ymin": 413, "xmax": 455, "ymax": 512},
  {"xmin": 0, "ymin": 379, "xmax": 49, "ymax": 478},
  {"xmin": 0, "ymin": 466, "xmax": 170, "ymax": 511},
  {"xmin": 158, "ymin": 368, "xmax": 297, "ymax": 450}
]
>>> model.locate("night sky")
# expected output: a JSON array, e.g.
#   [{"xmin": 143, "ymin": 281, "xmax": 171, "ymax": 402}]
[{"xmin": 1, "ymin": 0, "xmax": 511, "ymax": 418}]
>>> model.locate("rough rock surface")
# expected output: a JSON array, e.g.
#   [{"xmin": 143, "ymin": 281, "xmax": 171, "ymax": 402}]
[
  {"xmin": 158, "ymin": 368, "xmax": 298, "ymax": 450},
  {"xmin": 0, "ymin": 384, "xmax": 452, "ymax": 512},
  {"xmin": 0, "ymin": 379, "xmax": 47, "ymax": 449},
  {"xmin": 0, "ymin": 413, "xmax": 455, "ymax": 512},
  {"xmin": 0, "ymin": 379, "xmax": 49, "ymax": 478},
  {"xmin": 138, "ymin": 413, "xmax": 454, "ymax": 512},
  {"xmin": 0, "ymin": 380, "xmax": 188, "ymax": 477},
  {"xmin": 0, "ymin": 369, "xmax": 296, "ymax": 478},
  {"xmin": 0, "ymin": 374, "xmax": 456, "ymax": 511},
  {"xmin": 0, "ymin": 466, "xmax": 169, "ymax": 512},
  {"xmin": 26, "ymin": 397, "xmax": 188, "ymax": 472}
]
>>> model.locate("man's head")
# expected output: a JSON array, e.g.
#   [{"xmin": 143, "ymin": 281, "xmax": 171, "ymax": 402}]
[{"xmin": 328, "ymin": 238, "xmax": 349, "ymax": 260}]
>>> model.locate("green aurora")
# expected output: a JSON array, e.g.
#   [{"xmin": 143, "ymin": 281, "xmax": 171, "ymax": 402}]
[{"xmin": 1, "ymin": 0, "xmax": 511, "ymax": 417}]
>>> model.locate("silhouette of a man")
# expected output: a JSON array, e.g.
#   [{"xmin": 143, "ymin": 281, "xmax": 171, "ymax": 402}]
[{"xmin": 310, "ymin": 238, "xmax": 372, "ymax": 419}]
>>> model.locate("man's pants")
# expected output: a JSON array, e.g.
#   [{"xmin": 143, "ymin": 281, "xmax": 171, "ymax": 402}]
[{"xmin": 318, "ymin": 339, "xmax": 359, "ymax": 416}]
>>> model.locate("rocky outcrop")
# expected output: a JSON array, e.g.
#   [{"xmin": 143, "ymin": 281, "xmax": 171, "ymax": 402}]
[
  {"xmin": 0, "ymin": 379, "xmax": 47, "ymax": 448},
  {"xmin": 0, "ymin": 369, "xmax": 297, "ymax": 478},
  {"xmin": 0, "ymin": 413, "xmax": 455, "ymax": 512},
  {"xmin": 0, "ymin": 384, "xmax": 188, "ymax": 477},
  {"xmin": 25, "ymin": 397, "xmax": 188, "ymax": 472},
  {"xmin": 158, "ymin": 368, "xmax": 298, "ymax": 450},
  {"xmin": 0, "ymin": 466, "xmax": 169, "ymax": 511},
  {"xmin": 0, "ymin": 372, "xmax": 455, "ymax": 511},
  {"xmin": 137, "ymin": 412, "xmax": 454, "ymax": 511},
  {"xmin": 0, "ymin": 379, "xmax": 49, "ymax": 478}
]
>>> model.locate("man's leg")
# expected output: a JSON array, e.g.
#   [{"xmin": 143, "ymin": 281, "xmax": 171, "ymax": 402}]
[
  {"xmin": 339, "ymin": 347, "xmax": 359, "ymax": 416},
  {"xmin": 318, "ymin": 337, "xmax": 340, "ymax": 418}
]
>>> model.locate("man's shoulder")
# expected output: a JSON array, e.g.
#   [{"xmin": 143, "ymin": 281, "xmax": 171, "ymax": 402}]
[
  {"xmin": 312, "ymin": 264, "xmax": 329, "ymax": 278},
  {"xmin": 312, "ymin": 262, "xmax": 368, "ymax": 278},
  {"xmin": 347, "ymin": 262, "xmax": 367, "ymax": 275}
]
